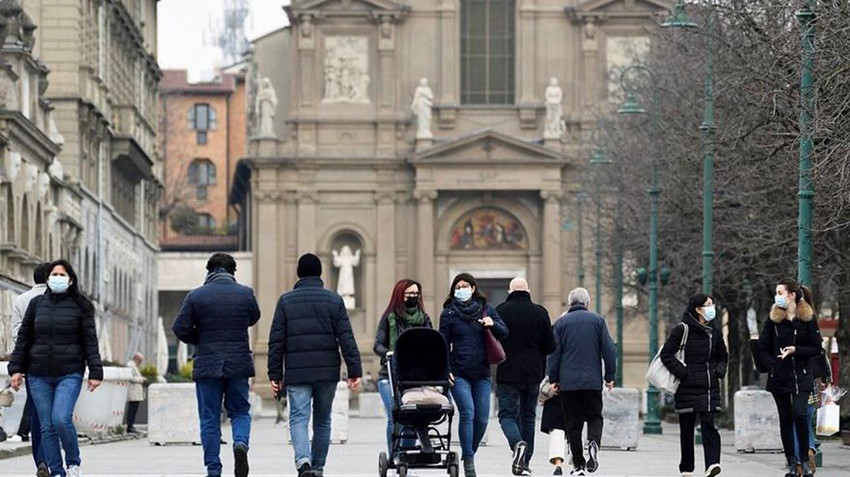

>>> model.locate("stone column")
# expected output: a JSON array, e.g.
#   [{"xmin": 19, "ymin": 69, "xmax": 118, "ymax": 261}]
[
  {"xmin": 541, "ymin": 190, "xmax": 563, "ymax": 315},
  {"xmin": 296, "ymin": 191, "xmax": 317, "ymax": 255},
  {"xmin": 375, "ymin": 191, "xmax": 396, "ymax": 317},
  {"xmin": 252, "ymin": 189, "xmax": 280, "ymax": 399},
  {"xmin": 582, "ymin": 17, "xmax": 600, "ymax": 114},
  {"xmin": 414, "ymin": 190, "xmax": 438, "ymax": 313}
]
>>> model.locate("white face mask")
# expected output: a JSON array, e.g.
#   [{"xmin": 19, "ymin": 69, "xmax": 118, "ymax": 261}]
[
  {"xmin": 775, "ymin": 295, "xmax": 787, "ymax": 309},
  {"xmin": 48, "ymin": 275, "xmax": 70, "ymax": 294},
  {"xmin": 703, "ymin": 306, "xmax": 716, "ymax": 322},
  {"xmin": 454, "ymin": 287, "xmax": 473, "ymax": 302}
]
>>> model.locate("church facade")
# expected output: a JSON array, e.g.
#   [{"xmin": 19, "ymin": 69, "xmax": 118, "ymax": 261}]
[{"xmin": 232, "ymin": 0, "xmax": 671, "ymax": 396}]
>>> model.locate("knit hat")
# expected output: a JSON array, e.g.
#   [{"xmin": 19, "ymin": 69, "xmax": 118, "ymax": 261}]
[{"xmin": 297, "ymin": 253, "xmax": 322, "ymax": 278}]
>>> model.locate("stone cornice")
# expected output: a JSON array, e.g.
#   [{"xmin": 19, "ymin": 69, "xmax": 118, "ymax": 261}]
[{"xmin": 0, "ymin": 111, "xmax": 61, "ymax": 161}]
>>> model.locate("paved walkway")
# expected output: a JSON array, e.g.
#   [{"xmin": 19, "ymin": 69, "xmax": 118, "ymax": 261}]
[{"xmin": 2, "ymin": 417, "xmax": 849, "ymax": 476}]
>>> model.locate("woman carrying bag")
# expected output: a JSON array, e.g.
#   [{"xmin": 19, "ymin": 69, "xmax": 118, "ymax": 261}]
[{"xmin": 659, "ymin": 293, "xmax": 728, "ymax": 477}]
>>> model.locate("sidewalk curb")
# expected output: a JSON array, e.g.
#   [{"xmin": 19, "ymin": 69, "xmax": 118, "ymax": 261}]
[{"xmin": 0, "ymin": 433, "xmax": 146, "ymax": 460}]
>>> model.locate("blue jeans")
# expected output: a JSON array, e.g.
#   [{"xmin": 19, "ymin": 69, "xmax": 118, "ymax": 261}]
[
  {"xmin": 377, "ymin": 379, "xmax": 416, "ymax": 455},
  {"xmin": 195, "ymin": 377, "xmax": 252, "ymax": 476},
  {"xmin": 24, "ymin": 378, "xmax": 45, "ymax": 467},
  {"xmin": 451, "ymin": 376, "xmax": 491, "ymax": 459},
  {"xmin": 27, "ymin": 373, "xmax": 83, "ymax": 477},
  {"xmin": 287, "ymin": 382, "xmax": 337, "ymax": 474},
  {"xmin": 497, "ymin": 383, "xmax": 538, "ymax": 464},
  {"xmin": 793, "ymin": 403, "xmax": 817, "ymax": 462}
]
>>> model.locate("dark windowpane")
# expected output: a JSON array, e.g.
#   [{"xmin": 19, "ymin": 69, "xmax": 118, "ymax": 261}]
[
  {"xmin": 461, "ymin": 0, "xmax": 515, "ymax": 105},
  {"xmin": 194, "ymin": 104, "xmax": 209, "ymax": 130},
  {"xmin": 196, "ymin": 186, "xmax": 207, "ymax": 201},
  {"xmin": 197, "ymin": 131, "xmax": 207, "ymax": 144}
]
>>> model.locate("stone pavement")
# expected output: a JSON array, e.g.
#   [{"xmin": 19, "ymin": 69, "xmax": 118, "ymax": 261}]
[{"xmin": 2, "ymin": 416, "xmax": 849, "ymax": 476}]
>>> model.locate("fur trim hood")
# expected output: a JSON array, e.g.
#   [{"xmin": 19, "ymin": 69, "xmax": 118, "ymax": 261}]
[{"xmin": 769, "ymin": 299, "xmax": 814, "ymax": 323}]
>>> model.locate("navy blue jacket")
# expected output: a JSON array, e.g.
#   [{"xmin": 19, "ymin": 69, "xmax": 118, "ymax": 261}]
[
  {"xmin": 439, "ymin": 300, "xmax": 508, "ymax": 381},
  {"xmin": 267, "ymin": 277, "xmax": 362, "ymax": 385},
  {"xmin": 172, "ymin": 273, "xmax": 261, "ymax": 380},
  {"xmin": 548, "ymin": 304, "xmax": 616, "ymax": 391}
]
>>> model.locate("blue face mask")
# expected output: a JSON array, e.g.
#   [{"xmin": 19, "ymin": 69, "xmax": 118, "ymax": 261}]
[
  {"xmin": 775, "ymin": 295, "xmax": 787, "ymax": 309},
  {"xmin": 454, "ymin": 287, "xmax": 473, "ymax": 302},
  {"xmin": 48, "ymin": 275, "xmax": 70, "ymax": 294},
  {"xmin": 703, "ymin": 306, "xmax": 716, "ymax": 322}
]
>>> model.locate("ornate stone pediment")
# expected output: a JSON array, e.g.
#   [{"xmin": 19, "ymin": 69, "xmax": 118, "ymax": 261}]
[
  {"xmin": 409, "ymin": 130, "xmax": 565, "ymax": 165},
  {"xmin": 287, "ymin": 0, "xmax": 409, "ymax": 18},
  {"xmin": 567, "ymin": 0, "xmax": 672, "ymax": 19}
]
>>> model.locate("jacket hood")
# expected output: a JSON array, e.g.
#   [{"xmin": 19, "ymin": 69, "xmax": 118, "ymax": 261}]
[{"xmin": 769, "ymin": 299, "xmax": 814, "ymax": 323}]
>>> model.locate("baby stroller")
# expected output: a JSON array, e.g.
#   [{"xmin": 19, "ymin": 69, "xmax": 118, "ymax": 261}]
[{"xmin": 378, "ymin": 327, "xmax": 458, "ymax": 477}]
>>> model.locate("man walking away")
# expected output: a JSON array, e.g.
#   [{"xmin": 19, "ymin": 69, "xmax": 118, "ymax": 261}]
[
  {"xmin": 10, "ymin": 262, "xmax": 51, "ymax": 477},
  {"xmin": 173, "ymin": 253, "xmax": 261, "ymax": 477},
  {"xmin": 496, "ymin": 277, "xmax": 555, "ymax": 475},
  {"xmin": 268, "ymin": 253, "xmax": 362, "ymax": 477},
  {"xmin": 125, "ymin": 352, "xmax": 147, "ymax": 433},
  {"xmin": 548, "ymin": 288, "xmax": 616, "ymax": 476}
]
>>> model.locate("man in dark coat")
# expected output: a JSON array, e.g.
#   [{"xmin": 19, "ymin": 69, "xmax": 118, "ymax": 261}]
[
  {"xmin": 548, "ymin": 288, "xmax": 616, "ymax": 475},
  {"xmin": 495, "ymin": 277, "xmax": 555, "ymax": 475},
  {"xmin": 173, "ymin": 253, "xmax": 260, "ymax": 477},
  {"xmin": 268, "ymin": 253, "xmax": 362, "ymax": 477}
]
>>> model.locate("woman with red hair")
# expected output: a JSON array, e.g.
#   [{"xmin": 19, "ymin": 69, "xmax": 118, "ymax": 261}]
[{"xmin": 373, "ymin": 279, "xmax": 433, "ymax": 455}]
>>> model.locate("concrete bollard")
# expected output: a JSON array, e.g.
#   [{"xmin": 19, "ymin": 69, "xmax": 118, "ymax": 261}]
[
  {"xmin": 734, "ymin": 388, "xmax": 782, "ymax": 452},
  {"xmin": 602, "ymin": 387, "xmax": 640, "ymax": 450},
  {"xmin": 147, "ymin": 383, "xmax": 201, "ymax": 445},
  {"xmin": 358, "ymin": 392, "xmax": 385, "ymax": 418}
]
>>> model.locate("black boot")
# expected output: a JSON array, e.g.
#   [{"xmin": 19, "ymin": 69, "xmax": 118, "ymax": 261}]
[
  {"xmin": 784, "ymin": 456, "xmax": 797, "ymax": 477},
  {"xmin": 463, "ymin": 457, "xmax": 476, "ymax": 477}
]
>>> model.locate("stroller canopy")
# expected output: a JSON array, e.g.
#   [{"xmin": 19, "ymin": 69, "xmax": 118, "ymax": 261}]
[{"xmin": 394, "ymin": 327, "xmax": 450, "ymax": 383}]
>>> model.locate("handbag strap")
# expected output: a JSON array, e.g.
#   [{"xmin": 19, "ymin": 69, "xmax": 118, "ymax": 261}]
[{"xmin": 678, "ymin": 323, "xmax": 689, "ymax": 357}]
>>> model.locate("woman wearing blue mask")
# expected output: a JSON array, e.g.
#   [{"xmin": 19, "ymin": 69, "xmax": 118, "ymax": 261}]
[
  {"xmin": 660, "ymin": 293, "xmax": 728, "ymax": 477},
  {"xmin": 8, "ymin": 259, "xmax": 103, "ymax": 477},
  {"xmin": 439, "ymin": 273, "xmax": 508, "ymax": 477}
]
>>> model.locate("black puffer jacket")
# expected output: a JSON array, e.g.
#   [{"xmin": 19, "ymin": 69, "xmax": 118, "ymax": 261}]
[
  {"xmin": 9, "ymin": 291, "xmax": 103, "ymax": 380},
  {"xmin": 373, "ymin": 312, "xmax": 433, "ymax": 379},
  {"xmin": 660, "ymin": 313, "xmax": 728, "ymax": 413},
  {"xmin": 438, "ymin": 299, "xmax": 508, "ymax": 381},
  {"xmin": 495, "ymin": 291, "xmax": 555, "ymax": 385},
  {"xmin": 172, "ymin": 272, "xmax": 261, "ymax": 379},
  {"xmin": 757, "ymin": 301, "xmax": 822, "ymax": 395},
  {"xmin": 268, "ymin": 277, "xmax": 362, "ymax": 385}
]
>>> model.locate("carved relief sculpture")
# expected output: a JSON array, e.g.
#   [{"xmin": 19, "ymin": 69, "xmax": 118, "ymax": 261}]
[
  {"xmin": 2, "ymin": 150, "xmax": 21, "ymax": 182},
  {"xmin": 544, "ymin": 77, "xmax": 565, "ymax": 139},
  {"xmin": 410, "ymin": 78, "xmax": 434, "ymax": 139},
  {"xmin": 322, "ymin": 36, "xmax": 370, "ymax": 104},
  {"xmin": 332, "ymin": 245, "xmax": 361, "ymax": 310},
  {"xmin": 256, "ymin": 77, "xmax": 278, "ymax": 138},
  {"xmin": 24, "ymin": 163, "xmax": 37, "ymax": 192}
]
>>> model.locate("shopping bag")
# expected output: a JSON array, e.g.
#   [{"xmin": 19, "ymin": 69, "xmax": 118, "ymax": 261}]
[
  {"xmin": 816, "ymin": 402, "xmax": 840, "ymax": 436},
  {"xmin": 645, "ymin": 323, "xmax": 689, "ymax": 395}
]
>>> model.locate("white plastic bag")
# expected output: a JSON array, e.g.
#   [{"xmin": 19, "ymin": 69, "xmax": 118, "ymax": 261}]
[
  {"xmin": 816, "ymin": 402, "xmax": 840, "ymax": 436},
  {"xmin": 646, "ymin": 324, "xmax": 689, "ymax": 395}
]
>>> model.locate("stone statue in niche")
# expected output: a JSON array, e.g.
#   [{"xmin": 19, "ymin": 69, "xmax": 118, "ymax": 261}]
[
  {"xmin": 410, "ymin": 78, "xmax": 434, "ymax": 139},
  {"xmin": 256, "ymin": 77, "xmax": 278, "ymax": 137},
  {"xmin": 2, "ymin": 150, "xmax": 22, "ymax": 182},
  {"xmin": 332, "ymin": 245, "xmax": 361, "ymax": 310},
  {"xmin": 544, "ymin": 77, "xmax": 565, "ymax": 139},
  {"xmin": 584, "ymin": 18, "xmax": 596, "ymax": 40},
  {"xmin": 322, "ymin": 36, "xmax": 370, "ymax": 104}
]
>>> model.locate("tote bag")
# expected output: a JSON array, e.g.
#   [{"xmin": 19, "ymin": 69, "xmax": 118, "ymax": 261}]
[
  {"xmin": 646, "ymin": 323, "xmax": 689, "ymax": 395},
  {"xmin": 482, "ymin": 313, "xmax": 506, "ymax": 365}
]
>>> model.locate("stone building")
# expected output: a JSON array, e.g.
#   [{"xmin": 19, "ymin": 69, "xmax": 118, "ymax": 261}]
[
  {"xmin": 15, "ymin": 0, "xmax": 163, "ymax": 362},
  {"xmin": 231, "ymin": 0, "xmax": 672, "ymax": 397}
]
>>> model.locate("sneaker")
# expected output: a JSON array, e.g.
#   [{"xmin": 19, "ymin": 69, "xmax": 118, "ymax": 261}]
[
  {"xmin": 298, "ymin": 462, "xmax": 313, "ymax": 477},
  {"xmin": 512, "ymin": 441, "xmax": 528, "ymax": 475},
  {"xmin": 6, "ymin": 435, "xmax": 22, "ymax": 443},
  {"xmin": 569, "ymin": 469, "xmax": 586, "ymax": 476},
  {"xmin": 234, "ymin": 442, "xmax": 249, "ymax": 477},
  {"xmin": 585, "ymin": 441, "xmax": 599, "ymax": 473},
  {"xmin": 682, "ymin": 473, "xmax": 694, "ymax": 477},
  {"xmin": 36, "ymin": 463, "xmax": 50, "ymax": 477},
  {"xmin": 705, "ymin": 464, "xmax": 721, "ymax": 476},
  {"xmin": 553, "ymin": 467, "xmax": 563, "ymax": 476},
  {"xmin": 67, "ymin": 466, "xmax": 82, "ymax": 477}
]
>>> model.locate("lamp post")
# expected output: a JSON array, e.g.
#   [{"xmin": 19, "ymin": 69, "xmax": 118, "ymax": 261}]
[
  {"xmin": 590, "ymin": 145, "xmax": 611, "ymax": 313},
  {"xmin": 662, "ymin": 0, "xmax": 713, "ymax": 295},
  {"xmin": 577, "ymin": 192, "xmax": 588, "ymax": 287},
  {"xmin": 618, "ymin": 64, "xmax": 663, "ymax": 434},
  {"xmin": 796, "ymin": 0, "xmax": 815, "ymax": 287}
]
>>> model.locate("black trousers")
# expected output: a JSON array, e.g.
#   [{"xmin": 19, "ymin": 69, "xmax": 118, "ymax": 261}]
[
  {"xmin": 678, "ymin": 412, "xmax": 721, "ymax": 473},
  {"xmin": 18, "ymin": 394, "xmax": 32, "ymax": 437},
  {"xmin": 772, "ymin": 392, "xmax": 810, "ymax": 465},
  {"xmin": 560, "ymin": 390, "xmax": 603, "ymax": 469},
  {"xmin": 127, "ymin": 401, "xmax": 141, "ymax": 430}
]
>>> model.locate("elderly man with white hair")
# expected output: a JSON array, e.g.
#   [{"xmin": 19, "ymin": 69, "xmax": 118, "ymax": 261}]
[
  {"xmin": 495, "ymin": 277, "xmax": 556, "ymax": 475},
  {"xmin": 548, "ymin": 288, "xmax": 616, "ymax": 476},
  {"xmin": 126, "ymin": 352, "xmax": 147, "ymax": 433}
]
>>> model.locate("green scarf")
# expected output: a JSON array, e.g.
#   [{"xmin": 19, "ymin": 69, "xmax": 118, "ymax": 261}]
[{"xmin": 388, "ymin": 307, "xmax": 426, "ymax": 350}]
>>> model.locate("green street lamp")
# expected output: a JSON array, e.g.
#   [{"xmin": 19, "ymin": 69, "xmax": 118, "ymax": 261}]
[
  {"xmin": 662, "ymin": 0, "xmax": 714, "ymax": 295},
  {"xmin": 618, "ymin": 64, "xmax": 663, "ymax": 435},
  {"xmin": 577, "ymin": 192, "xmax": 588, "ymax": 287},
  {"xmin": 590, "ymin": 138, "xmax": 611, "ymax": 314},
  {"xmin": 796, "ymin": 1, "xmax": 815, "ymax": 287}
]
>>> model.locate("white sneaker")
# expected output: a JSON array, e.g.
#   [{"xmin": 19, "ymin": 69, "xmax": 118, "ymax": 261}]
[
  {"xmin": 6, "ymin": 435, "xmax": 22, "ymax": 443},
  {"xmin": 569, "ymin": 469, "xmax": 586, "ymax": 476},
  {"xmin": 705, "ymin": 464, "xmax": 721, "ymax": 476},
  {"xmin": 682, "ymin": 473, "xmax": 694, "ymax": 477},
  {"xmin": 67, "ymin": 466, "xmax": 82, "ymax": 477}
]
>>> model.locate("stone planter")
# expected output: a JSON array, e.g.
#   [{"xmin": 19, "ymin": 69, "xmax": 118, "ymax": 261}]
[
  {"xmin": 601, "ymin": 388, "xmax": 640, "ymax": 450},
  {"xmin": 734, "ymin": 388, "xmax": 782, "ymax": 452},
  {"xmin": 147, "ymin": 383, "xmax": 201, "ymax": 445},
  {"xmin": 73, "ymin": 366, "xmax": 134, "ymax": 435}
]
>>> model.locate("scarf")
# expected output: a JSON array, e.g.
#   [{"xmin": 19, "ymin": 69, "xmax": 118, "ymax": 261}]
[
  {"xmin": 449, "ymin": 298, "xmax": 484, "ymax": 321},
  {"xmin": 388, "ymin": 307, "xmax": 426, "ymax": 350},
  {"xmin": 204, "ymin": 268, "xmax": 236, "ymax": 285}
]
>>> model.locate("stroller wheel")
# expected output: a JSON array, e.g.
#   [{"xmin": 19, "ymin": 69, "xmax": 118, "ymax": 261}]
[
  {"xmin": 397, "ymin": 464, "xmax": 408, "ymax": 477},
  {"xmin": 378, "ymin": 452, "xmax": 389, "ymax": 477}
]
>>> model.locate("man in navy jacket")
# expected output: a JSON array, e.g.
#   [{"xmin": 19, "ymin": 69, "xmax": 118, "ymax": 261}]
[
  {"xmin": 173, "ymin": 253, "xmax": 260, "ymax": 477},
  {"xmin": 548, "ymin": 287, "xmax": 616, "ymax": 475},
  {"xmin": 268, "ymin": 253, "xmax": 362, "ymax": 477}
]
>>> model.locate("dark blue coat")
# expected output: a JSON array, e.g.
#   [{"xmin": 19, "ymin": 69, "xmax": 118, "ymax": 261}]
[
  {"xmin": 267, "ymin": 277, "xmax": 362, "ymax": 386},
  {"xmin": 548, "ymin": 304, "xmax": 616, "ymax": 391},
  {"xmin": 439, "ymin": 300, "xmax": 508, "ymax": 381},
  {"xmin": 172, "ymin": 273, "xmax": 261, "ymax": 380}
]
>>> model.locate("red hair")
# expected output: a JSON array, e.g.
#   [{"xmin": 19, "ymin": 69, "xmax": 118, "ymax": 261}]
[{"xmin": 383, "ymin": 279, "xmax": 424, "ymax": 317}]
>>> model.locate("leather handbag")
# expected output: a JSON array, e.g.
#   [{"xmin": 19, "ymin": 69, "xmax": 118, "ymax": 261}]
[
  {"xmin": 483, "ymin": 313, "xmax": 506, "ymax": 365},
  {"xmin": 645, "ymin": 323, "xmax": 689, "ymax": 395}
]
